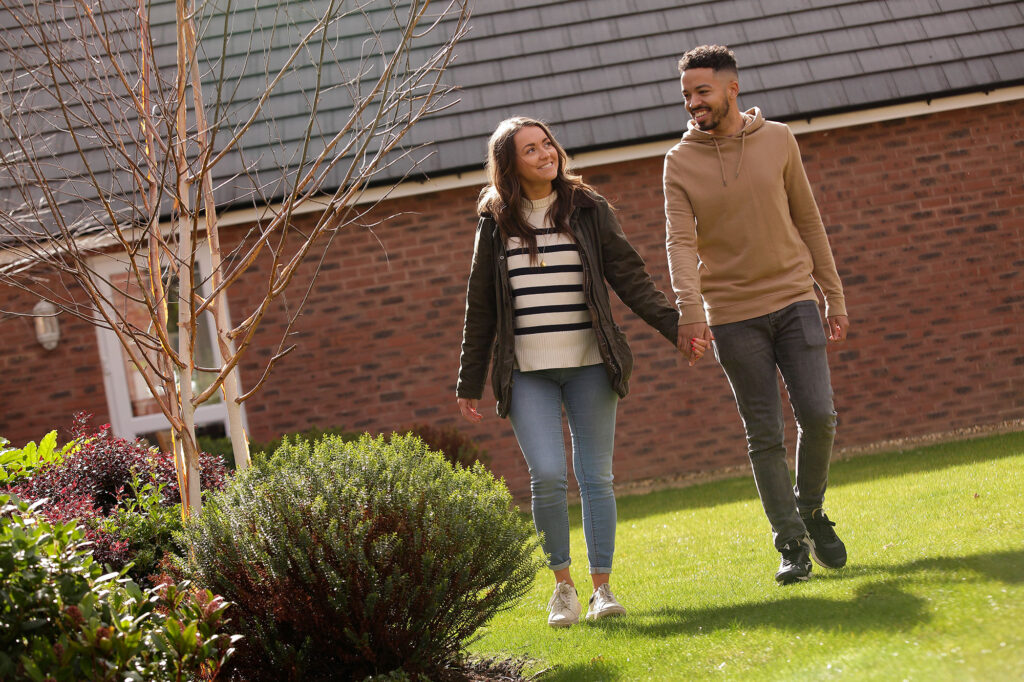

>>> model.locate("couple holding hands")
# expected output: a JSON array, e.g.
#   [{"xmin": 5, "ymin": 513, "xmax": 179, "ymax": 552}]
[{"xmin": 456, "ymin": 45, "xmax": 850, "ymax": 628}]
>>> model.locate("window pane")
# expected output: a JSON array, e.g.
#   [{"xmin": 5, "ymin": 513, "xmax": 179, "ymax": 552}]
[{"xmin": 109, "ymin": 265, "xmax": 221, "ymax": 419}]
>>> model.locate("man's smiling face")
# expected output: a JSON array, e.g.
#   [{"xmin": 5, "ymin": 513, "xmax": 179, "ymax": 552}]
[{"xmin": 681, "ymin": 67, "xmax": 737, "ymax": 134}]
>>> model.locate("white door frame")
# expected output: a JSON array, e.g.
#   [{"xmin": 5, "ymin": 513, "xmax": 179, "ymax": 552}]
[{"xmin": 91, "ymin": 249, "xmax": 247, "ymax": 441}]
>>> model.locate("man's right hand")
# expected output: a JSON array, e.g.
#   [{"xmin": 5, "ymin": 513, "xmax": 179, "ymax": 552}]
[{"xmin": 677, "ymin": 322, "xmax": 715, "ymax": 366}]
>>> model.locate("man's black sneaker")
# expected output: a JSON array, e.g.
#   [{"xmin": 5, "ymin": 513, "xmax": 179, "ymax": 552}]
[
  {"xmin": 802, "ymin": 508, "xmax": 847, "ymax": 569},
  {"xmin": 775, "ymin": 537, "xmax": 812, "ymax": 585}
]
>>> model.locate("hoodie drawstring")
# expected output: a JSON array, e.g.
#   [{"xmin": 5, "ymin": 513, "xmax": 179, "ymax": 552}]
[
  {"xmin": 711, "ymin": 130, "xmax": 748, "ymax": 187},
  {"xmin": 736, "ymin": 131, "xmax": 746, "ymax": 181},
  {"xmin": 712, "ymin": 137, "xmax": 727, "ymax": 187}
]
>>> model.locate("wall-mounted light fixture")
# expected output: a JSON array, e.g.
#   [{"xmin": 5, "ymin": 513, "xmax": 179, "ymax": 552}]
[{"xmin": 33, "ymin": 300, "xmax": 60, "ymax": 351}]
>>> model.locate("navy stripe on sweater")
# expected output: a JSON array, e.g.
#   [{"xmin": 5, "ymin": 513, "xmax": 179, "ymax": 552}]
[
  {"xmin": 506, "ymin": 243, "xmax": 578, "ymax": 258},
  {"xmin": 511, "ymin": 284, "xmax": 582, "ymax": 297},
  {"xmin": 514, "ymin": 321, "xmax": 593, "ymax": 336},
  {"xmin": 509, "ymin": 264, "xmax": 581, "ymax": 278},
  {"xmin": 514, "ymin": 303, "xmax": 589, "ymax": 317}
]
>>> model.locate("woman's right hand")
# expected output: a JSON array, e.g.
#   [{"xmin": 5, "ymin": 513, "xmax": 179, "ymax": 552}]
[{"xmin": 457, "ymin": 397, "xmax": 483, "ymax": 424}]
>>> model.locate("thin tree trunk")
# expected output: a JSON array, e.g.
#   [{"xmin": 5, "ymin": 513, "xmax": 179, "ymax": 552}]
[
  {"xmin": 183, "ymin": 6, "xmax": 250, "ymax": 471},
  {"xmin": 173, "ymin": 0, "xmax": 199, "ymax": 514}
]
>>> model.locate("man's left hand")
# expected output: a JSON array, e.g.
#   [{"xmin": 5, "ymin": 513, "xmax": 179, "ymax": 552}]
[{"xmin": 827, "ymin": 315, "xmax": 849, "ymax": 343}]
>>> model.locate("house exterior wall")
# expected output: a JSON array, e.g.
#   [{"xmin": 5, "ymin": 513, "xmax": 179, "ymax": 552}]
[
  {"xmin": 2, "ymin": 100, "xmax": 1022, "ymax": 499},
  {"xmin": 0, "ymin": 285, "xmax": 111, "ymax": 438}
]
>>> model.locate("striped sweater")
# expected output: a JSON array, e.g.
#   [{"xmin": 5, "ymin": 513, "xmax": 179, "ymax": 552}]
[{"xmin": 507, "ymin": 192, "xmax": 602, "ymax": 371}]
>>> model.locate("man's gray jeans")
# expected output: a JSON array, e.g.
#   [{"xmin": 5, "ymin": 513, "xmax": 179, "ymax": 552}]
[{"xmin": 712, "ymin": 300, "xmax": 838, "ymax": 551}]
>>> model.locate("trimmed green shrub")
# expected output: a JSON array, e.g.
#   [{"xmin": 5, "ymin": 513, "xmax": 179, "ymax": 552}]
[
  {"xmin": 251, "ymin": 425, "xmax": 362, "ymax": 458},
  {"xmin": 177, "ymin": 433, "xmax": 542, "ymax": 681},
  {"xmin": 0, "ymin": 494, "xmax": 238, "ymax": 681},
  {"xmin": 400, "ymin": 423, "xmax": 490, "ymax": 468},
  {"xmin": 198, "ymin": 426, "xmax": 361, "ymax": 462}
]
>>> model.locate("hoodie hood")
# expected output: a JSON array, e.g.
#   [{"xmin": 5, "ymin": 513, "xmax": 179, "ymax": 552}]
[{"xmin": 681, "ymin": 107, "xmax": 765, "ymax": 186}]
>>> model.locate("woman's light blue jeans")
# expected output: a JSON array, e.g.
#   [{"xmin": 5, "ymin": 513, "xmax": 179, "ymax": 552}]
[{"xmin": 507, "ymin": 364, "xmax": 618, "ymax": 574}]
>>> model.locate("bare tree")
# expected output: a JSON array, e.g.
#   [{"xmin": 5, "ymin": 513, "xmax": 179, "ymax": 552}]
[{"xmin": 0, "ymin": 0, "xmax": 470, "ymax": 513}]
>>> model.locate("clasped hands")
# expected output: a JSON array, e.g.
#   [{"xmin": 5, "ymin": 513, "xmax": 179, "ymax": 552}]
[{"xmin": 677, "ymin": 322, "xmax": 713, "ymax": 367}]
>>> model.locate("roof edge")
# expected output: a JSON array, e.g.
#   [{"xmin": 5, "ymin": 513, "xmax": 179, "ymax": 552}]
[{"xmin": 3, "ymin": 85, "xmax": 1022, "ymax": 266}]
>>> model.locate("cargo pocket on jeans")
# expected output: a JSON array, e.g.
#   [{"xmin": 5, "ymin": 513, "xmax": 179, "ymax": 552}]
[{"xmin": 797, "ymin": 302, "xmax": 828, "ymax": 347}]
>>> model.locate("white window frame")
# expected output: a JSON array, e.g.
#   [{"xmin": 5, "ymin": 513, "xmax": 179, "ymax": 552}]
[{"xmin": 92, "ymin": 248, "xmax": 246, "ymax": 441}]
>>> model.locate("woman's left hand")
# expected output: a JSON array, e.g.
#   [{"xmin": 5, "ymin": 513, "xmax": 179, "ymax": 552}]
[{"xmin": 457, "ymin": 397, "xmax": 483, "ymax": 423}]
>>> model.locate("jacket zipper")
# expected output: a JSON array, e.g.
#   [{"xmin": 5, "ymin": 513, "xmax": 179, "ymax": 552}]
[{"xmin": 495, "ymin": 229, "xmax": 516, "ymax": 403}]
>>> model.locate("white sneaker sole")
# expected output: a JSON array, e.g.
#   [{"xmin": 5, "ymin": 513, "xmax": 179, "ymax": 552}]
[
  {"xmin": 586, "ymin": 606, "xmax": 627, "ymax": 621},
  {"xmin": 548, "ymin": 617, "xmax": 578, "ymax": 628}
]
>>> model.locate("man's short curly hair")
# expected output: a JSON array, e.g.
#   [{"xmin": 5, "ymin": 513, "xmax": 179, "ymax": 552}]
[{"xmin": 677, "ymin": 45, "xmax": 737, "ymax": 74}]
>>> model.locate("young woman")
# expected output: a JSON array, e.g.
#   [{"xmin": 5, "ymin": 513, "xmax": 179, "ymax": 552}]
[{"xmin": 456, "ymin": 117, "xmax": 705, "ymax": 627}]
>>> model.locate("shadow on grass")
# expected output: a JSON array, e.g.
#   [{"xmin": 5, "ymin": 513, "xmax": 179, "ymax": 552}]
[
  {"xmin": 532, "ymin": 548, "xmax": 1024, "ymax": 681},
  {"xmin": 597, "ymin": 548, "xmax": 1024, "ymax": 644},
  {"xmin": 535, "ymin": 584, "xmax": 920, "ymax": 681},
  {"xmin": 614, "ymin": 431, "xmax": 1024, "ymax": 521},
  {"xmin": 812, "ymin": 548, "xmax": 1024, "ymax": 586},
  {"xmin": 607, "ymin": 579, "xmax": 927, "ymax": 640}
]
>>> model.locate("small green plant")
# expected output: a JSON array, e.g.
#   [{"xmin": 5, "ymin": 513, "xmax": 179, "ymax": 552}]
[
  {"xmin": 0, "ymin": 494, "xmax": 239, "ymax": 681},
  {"xmin": 177, "ymin": 433, "xmax": 542, "ymax": 681},
  {"xmin": 0, "ymin": 431, "xmax": 77, "ymax": 484},
  {"xmin": 101, "ymin": 474, "xmax": 183, "ymax": 584}
]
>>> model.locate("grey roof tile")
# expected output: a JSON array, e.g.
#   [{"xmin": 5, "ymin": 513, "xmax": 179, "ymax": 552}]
[
  {"xmin": 857, "ymin": 44, "xmax": 914, "ymax": 72},
  {"xmin": 872, "ymin": 18, "xmax": 929, "ymax": 44},
  {"xmin": 837, "ymin": 2, "xmax": 896, "ymax": 27},
  {"xmin": 800, "ymin": 25, "xmax": 877, "ymax": 55},
  {"xmin": 964, "ymin": 57, "xmax": 1003, "ymax": 83},
  {"xmin": 772, "ymin": 32, "xmax": 830, "ymax": 62},
  {"xmin": 737, "ymin": 15, "xmax": 796, "ymax": 43},
  {"xmin": 808, "ymin": 53, "xmax": 865, "ymax": 81},
  {"xmin": 954, "ymin": 30, "xmax": 1013, "ymax": 58},
  {"xmin": 905, "ymin": 37, "xmax": 964, "ymax": 64},
  {"xmin": 990, "ymin": 52, "xmax": 1024, "ymax": 81},
  {"xmin": 887, "ymin": 0, "xmax": 945, "ymax": 21},
  {"xmin": 967, "ymin": 3, "xmax": 1024, "ymax": 31},
  {"xmin": 758, "ymin": 60, "xmax": 816, "ymax": 90}
]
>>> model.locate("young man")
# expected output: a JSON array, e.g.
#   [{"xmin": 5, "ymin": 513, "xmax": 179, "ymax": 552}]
[{"xmin": 664, "ymin": 45, "xmax": 850, "ymax": 584}]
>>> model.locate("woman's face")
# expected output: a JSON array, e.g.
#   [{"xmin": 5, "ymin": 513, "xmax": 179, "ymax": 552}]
[{"xmin": 512, "ymin": 125, "xmax": 558, "ymax": 197}]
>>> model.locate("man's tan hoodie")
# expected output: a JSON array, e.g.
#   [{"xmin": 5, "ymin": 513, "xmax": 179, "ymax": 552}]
[{"xmin": 664, "ymin": 107, "xmax": 846, "ymax": 326}]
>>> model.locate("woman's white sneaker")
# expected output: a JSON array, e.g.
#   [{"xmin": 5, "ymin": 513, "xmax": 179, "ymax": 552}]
[
  {"xmin": 547, "ymin": 581, "xmax": 582, "ymax": 628},
  {"xmin": 586, "ymin": 584, "xmax": 627, "ymax": 621}
]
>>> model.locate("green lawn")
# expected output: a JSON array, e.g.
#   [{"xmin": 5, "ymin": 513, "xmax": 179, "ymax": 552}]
[{"xmin": 469, "ymin": 432, "xmax": 1024, "ymax": 680}]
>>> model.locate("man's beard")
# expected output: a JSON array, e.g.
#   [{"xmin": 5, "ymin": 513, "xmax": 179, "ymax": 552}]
[{"xmin": 697, "ymin": 99, "xmax": 731, "ymax": 131}]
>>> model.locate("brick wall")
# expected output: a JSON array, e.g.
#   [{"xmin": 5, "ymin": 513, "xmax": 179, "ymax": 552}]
[
  {"xmin": 2, "ymin": 100, "xmax": 1022, "ymax": 499},
  {"xmin": 0, "ymin": 285, "xmax": 110, "ymax": 439}
]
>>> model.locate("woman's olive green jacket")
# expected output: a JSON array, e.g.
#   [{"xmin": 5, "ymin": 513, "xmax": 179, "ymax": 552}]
[{"xmin": 456, "ymin": 191, "xmax": 680, "ymax": 417}]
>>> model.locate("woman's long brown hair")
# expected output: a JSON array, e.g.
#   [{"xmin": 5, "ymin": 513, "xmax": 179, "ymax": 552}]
[{"xmin": 476, "ymin": 117, "xmax": 596, "ymax": 263}]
